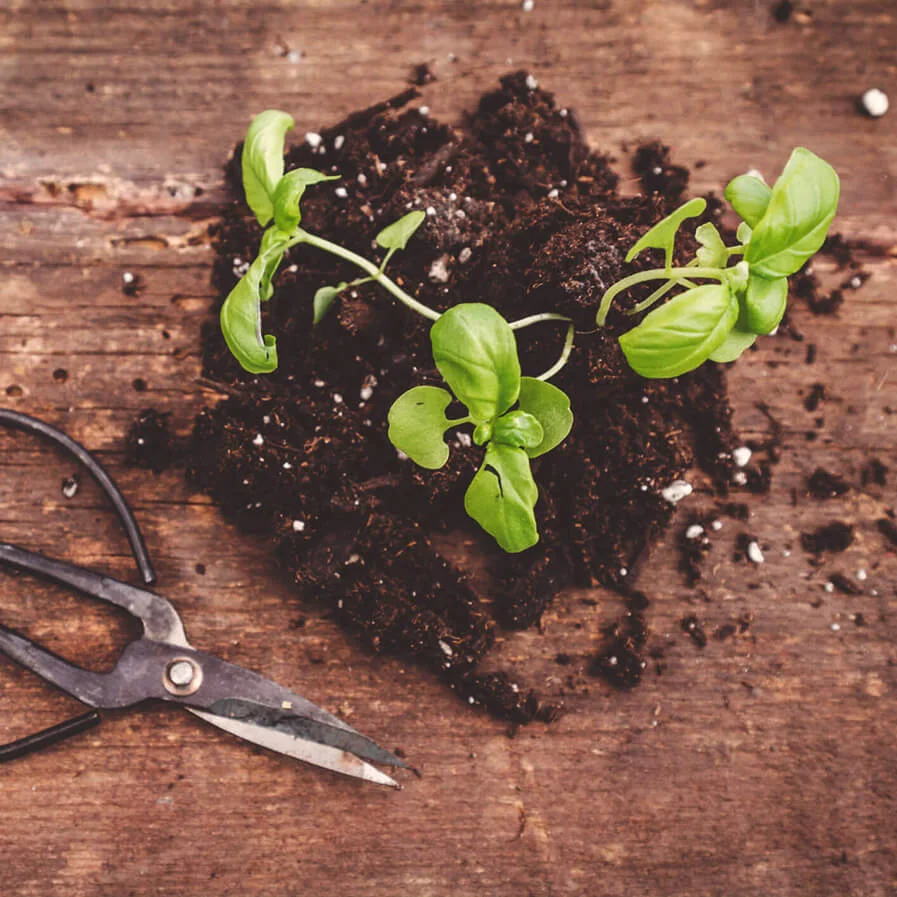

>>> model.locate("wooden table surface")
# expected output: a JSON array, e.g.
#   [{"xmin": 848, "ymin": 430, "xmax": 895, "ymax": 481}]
[{"xmin": 2, "ymin": 2, "xmax": 896, "ymax": 894}]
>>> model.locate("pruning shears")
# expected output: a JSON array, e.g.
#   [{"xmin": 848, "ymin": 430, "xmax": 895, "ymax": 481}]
[{"xmin": 0, "ymin": 410, "xmax": 411, "ymax": 788}]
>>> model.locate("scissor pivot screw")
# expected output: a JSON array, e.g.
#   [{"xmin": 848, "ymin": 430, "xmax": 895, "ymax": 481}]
[{"xmin": 163, "ymin": 658, "xmax": 202, "ymax": 696}]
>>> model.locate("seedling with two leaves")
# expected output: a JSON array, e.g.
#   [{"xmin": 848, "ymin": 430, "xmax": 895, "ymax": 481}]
[{"xmin": 596, "ymin": 148, "xmax": 840, "ymax": 377}]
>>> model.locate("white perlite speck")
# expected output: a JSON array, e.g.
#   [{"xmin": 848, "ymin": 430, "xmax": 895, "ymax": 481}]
[
  {"xmin": 685, "ymin": 524, "xmax": 705, "ymax": 540},
  {"xmin": 732, "ymin": 470, "xmax": 748, "ymax": 487},
  {"xmin": 711, "ymin": 519, "xmax": 723, "ymax": 532},
  {"xmin": 122, "ymin": 271, "xmax": 135, "ymax": 284},
  {"xmin": 419, "ymin": 105, "xmax": 430, "ymax": 116},
  {"xmin": 824, "ymin": 581, "xmax": 835, "ymax": 593},
  {"xmin": 456, "ymin": 432, "xmax": 472, "ymax": 448},
  {"xmin": 525, "ymin": 74, "xmax": 539, "ymax": 91},
  {"xmin": 333, "ymin": 135, "xmax": 345, "ymax": 150},
  {"xmin": 428, "ymin": 256, "xmax": 451, "ymax": 283},
  {"xmin": 305, "ymin": 132, "xmax": 323, "ymax": 149},
  {"xmin": 286, "ymin": 50, "xmax": 301, "ymax": 64},
  {"xmin": 662, "ymin": 480, "xmax": 693, "ymax": 504},
  {"xmin": 747, "ymin": 541, "xmax": 765, "ymax": 564},
  {"xmin": 252, "ymin": 433, "xmax": 264, "ymax": 447},
  {"xmin": 334, "ymin": 187, "xmax": 348, "ymax": 198},
  {"xmin": 547, "ymin": 188, "xmax": 559, "ymax": 198},
  {"xmin": 732, "ymin": 446, "xmax": 752, "ymax": 468},
  {"xmin": 292, "ymin": 519, "xmax": 305, "ymax": 532},
  {"xmin": 857, "ymin": 569, "xmax": 868, "ymax": 581},
  {"xmin": 438, "ymin": 640, "xmax": 453, "ymax": 658},
  {"xmin": 458, "ymin": 247, "xmax": 472, "ymax": 264},
  {"xmin": 522, "ymin": 0, "xmax": 534, "ymax": 10},
  {"xmin": 860, "ymin": 88, "xmax": 889, "ymax": 118},
  {"xmin": 524, "ymin": 132, "xmax": 534, "ymax": 143},
  {"xmin": 62, "ymin": 477, "xmax": 79, "ymax": 499}
]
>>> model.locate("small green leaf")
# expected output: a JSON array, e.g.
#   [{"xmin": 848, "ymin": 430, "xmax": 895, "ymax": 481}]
[
  {"xmin": 745, "ymin": 148, "xmax": 840, "ymax": 278},
  {"xmin": 242, "ymin": 110, "xmax": 295, "ymax": 227},
  {"xmin": 387, "ymin": 386, "xmax": 455, "ymax": 469},
  {"xmin": 743, "ymin": 274, "xmax": 788, "ymax": 334},
  {"xmin": 626, "ymin": 197, "xmax": 707, "ymax": 265},
  {"xmin": 464, "ymin": 443, "xmax": 539, "ymax": 553},
  {"xmin": 313, "ymin": 282, "xmax": 347, "ymax": 325},
  {"xmin": 492, "ymin": 411, "xmax": 544, "ymax": 450},
  {"xmin": 272, "ymin": 168, "xmax": 340, "ymax": 233},
  {"xmin": 736, "ymin": 221, "xmax": 753, "ymax": 245},
  {"xmin": 708, "ymin": 326, "xmax": 758, "ymax": 363},
  {"xmin": 725, "ymin": 174, "xmax": 771, "ymax": 228},
  {"xmin": 695, "ymin": 222, "xmax": 728, "ymax": 268},
  {"xmin": 725, "ymin": 260, "xmax": 750, "ymax": 293},
  {"xmin": 220, "ymin": 244, "xmax": 286, "ymax": 374},
  {"xmin": 430, "ymin": 303, "xmax": 521, "ymax": 422},
  {"xmin": 375, "ymin": 211, "xmax": 426, "ymax": 251},
  {"xmin": 619, "ymin": 283, "xmax": 738, "ymax": 379},
  {"xmin": 516, "ymin": 377, "xmax": 573, "ymax": 458},
  {"xmin": 473, "ymin": 422, "xmax": 493, "ymax": 446}
]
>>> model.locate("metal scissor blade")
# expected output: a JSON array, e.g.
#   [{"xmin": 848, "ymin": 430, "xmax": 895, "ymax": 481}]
[{"xmin": 188, "ymin": 708, "xmax": 400, "ymax": 788}]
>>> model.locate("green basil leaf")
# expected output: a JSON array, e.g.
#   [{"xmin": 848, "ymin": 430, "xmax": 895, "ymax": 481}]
[
  {"xmin": 619, "ymin": 283, "xmax": 738, "ymax": 379},
  {"xmin": 220, "ymin": 246, "xmax": 285, "ymax": 374},
  {"xmin": 725, "ymin": 174, "xmax": 771, "ymax": 228},
  {"xmin": 625, "ymin": 197, "xmax": 707, "ymax": 265},
  {"xmin": 376, "ymin": 210, "xmax": 426, "ymax": 251},
  {"xmin": 743, "ymin": 273, "xmax": 788, "ymax": 334},
  {"xmin": 745, "ymin": 148, "xmax": 840, "ymax": 278},
  {"xmin": 242, "ymin": 110, "xmax": 295, "ymax": 227},
  {"xmin": 313, "ymin": 282, "xmax": 347, "ymax": 325},
  {"xmin": 387, "ymin": 386, "xmax": 455, "ymax": 469},
  {"xmin": 736, "ymin": 221, "xmax": 753, "ymax": 245},
  {"xmin": 708, "ymin": 326, "xmax": 758, "ymax": 363},
  {"xmin": 516, "ymin": 377, "xmax": 573, "ymax": 458},
  {"xmin": 272, "ymin": 168, "xmax": 340, "ymax": 232},
  {"xmin": 258, "ymin": 227, "xmax": 288, "ymax": 301},
  {"xmin": 695, "ymin": 222, "xmax": 728, "ymax": 268},
  {"xmin": 492, "ymin": 411, "xmax": 544, "ymax": 450},
  {"xmin": 464, "ymin": 443, "xmax": 539, "ymax": 553},
  {"xmin": 430, "ymin": 303, "xmax": 520, "ymax": 422}
]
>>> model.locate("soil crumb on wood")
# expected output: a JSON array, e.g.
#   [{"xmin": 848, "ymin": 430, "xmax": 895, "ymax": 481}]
[
  {"xmin": 801, "ymin": 521, "xmax": 854, "ymax": 554},
  {"xmin": 183, "ymin": 73, "xmax": 840, "ymax": 719}
]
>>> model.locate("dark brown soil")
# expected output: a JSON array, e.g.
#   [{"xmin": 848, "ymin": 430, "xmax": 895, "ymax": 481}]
[{"xmin": 179, "ymin": 73, "xmax": 819, "ymax": 719}]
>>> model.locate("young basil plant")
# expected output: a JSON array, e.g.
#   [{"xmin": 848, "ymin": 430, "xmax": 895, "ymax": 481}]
[
  {"xmin": 220, "ymin": 110, "xmax": 436, "ymax": 374},
  {"xmin": 597, "ymin": 147, "xmax": 840, "ymax": 378},
  {"xmin": 387, "ymin": 304, "xmax": 573, "ymax": 553}
]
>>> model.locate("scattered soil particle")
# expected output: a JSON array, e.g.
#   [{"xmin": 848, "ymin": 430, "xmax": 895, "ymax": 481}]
[
  {"xmin": 801, "ymin": 521, "xmax": 854, "ymax": 554},
  {"xmin": 126, "ymin": 408, "xmax": 173, "ymax": 473},
  {"xmin": 52, "ymin": 368, "xmax": 68, "ymax": 383},
  {"xmin": 61, "ymin": 474, "xmax": 80, "ymax": 499},
  {"xmin": 122, "ymin": 272, "xmax": 145, "ymax": 297},
  {"xmin": 861, "ymin": 459, "xmax": 888, "ymax": 488},
  {"xmin": 877, "ymin": 517, "xmax": 897, "ymax": 548},
  {"xmin": 409, "ymin": 63, "xmax": 436, "ymax": 86},
  {"xmin": 632, "ymin": 142, "xmax": 690, "ymax": 205},
  {"xmin": 678, "ymin": 515, "xmax": 713, "ymax": 585},
  {"xmin": 715, "ymin": 611, "xmax": 754, "ymax": 640},
  {"xmin": 828, "ymin": 573, "xmax": 863, "ymax": 596},
  {"xmin": 806, "ymin": 467, "xmax": 850, "ymax": 499},
  {"xmin": 680, "ymin": 614, "xmax": 707, "ymax": 648},
  {"xmin": 804, "ymin": 383, "xmax": 826, "ymax": 412},
  {"xmin": 805, "ymin": 343, "xmax": 817, "ymax": 364},
  {"xmin": 771, "ymin": 0, "xmax": 793, "ymax": 22}
]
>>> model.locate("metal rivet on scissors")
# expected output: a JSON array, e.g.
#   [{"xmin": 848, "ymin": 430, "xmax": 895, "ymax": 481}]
[{"xmin": 0, "ymin": 409, "xmax": 413, "ymax": 787}]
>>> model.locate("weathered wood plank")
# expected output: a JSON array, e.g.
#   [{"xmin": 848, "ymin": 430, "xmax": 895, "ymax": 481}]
[{"xmin": 1, "ymin": 1, "xmax": 897, "ymax": 895}]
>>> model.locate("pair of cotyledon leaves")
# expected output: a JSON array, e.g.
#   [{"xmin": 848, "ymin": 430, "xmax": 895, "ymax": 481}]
[
  {"xmin": 220, "ymin": 109, "xmax": 425, "ymax": 374},
  {"xmin": 617, "ymin": 147, "xmax": 840, "ymax": 378},
  {"xmin": 387, "ymin": 303, "xmax": 573, "ymax": 553}
]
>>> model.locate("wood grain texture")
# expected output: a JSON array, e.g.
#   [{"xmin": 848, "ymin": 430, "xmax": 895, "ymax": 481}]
[{"xmin": 1, "ymin": 1, "xmax": 896, "ymax": 895}]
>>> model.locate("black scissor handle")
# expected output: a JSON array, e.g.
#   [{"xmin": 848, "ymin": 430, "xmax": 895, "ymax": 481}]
[{"xmin": 0, "ymin": 409, "xmax": 155, "ymax": 761}]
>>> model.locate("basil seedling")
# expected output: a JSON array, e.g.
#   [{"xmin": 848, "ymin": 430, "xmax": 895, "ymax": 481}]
[
  {"xmin": 221, "ymin": 110, "xmax": 438, "ymax": 373},
  {"xmin": 388, "ymin": 304, "xmax": 573, "ymax": 553},
  {"xmin": 597, "ymin": 148, "xmax": 840, "ymax": 378}
]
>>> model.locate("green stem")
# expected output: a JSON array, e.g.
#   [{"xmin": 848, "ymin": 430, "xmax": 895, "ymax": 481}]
[
  {"xmin": 535, "ymin": 321, "xmax": 575, "ymax": 382},
  {"xmin": 292, "ymin": 229, "xmax": 441, "ymax": 322},
  {"xmin": 509, "ymin": 312, "xmax": 571, "ymax": 331},
  {"xmin": 596, "ymin": 266, "xmax": 727, "ymax": 326}
]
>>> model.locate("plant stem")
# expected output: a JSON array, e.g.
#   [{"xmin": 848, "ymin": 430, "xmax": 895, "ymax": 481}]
[
  {"xmin": 292, "ymin": 229, "xmax": 441, "ymax": 322},
  {"xmin": 509, "ymin": 312, "xmax": 571, "ymax": 331},
  {"xmin": 596, "ymin": 266, "xmax": 727, "ymax": 326},
  {"xmin": 535, "ymin": 322, "xmax": 575, "ymax": 381}
]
